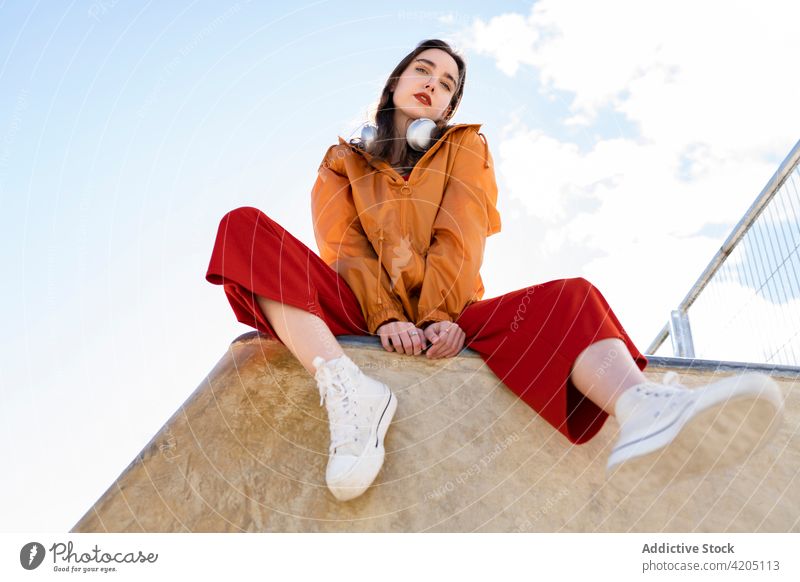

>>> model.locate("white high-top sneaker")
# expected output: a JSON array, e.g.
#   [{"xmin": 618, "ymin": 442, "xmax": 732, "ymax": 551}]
[
  {"xmin": 312, "ymin": 354, "xmax": 398, "ymax": 501},
  {"xmin": 606, "ymin": 371, "xmax": 784, "ymax": 492}
]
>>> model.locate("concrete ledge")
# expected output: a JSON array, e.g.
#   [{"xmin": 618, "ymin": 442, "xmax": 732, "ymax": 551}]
[
  {"xmin": 310, "ymin": 332, "xmax": 484, "ymax": 358},
  {"xmin": 71, "ymin": 333, "xmax": 800, "ymax": 532}
]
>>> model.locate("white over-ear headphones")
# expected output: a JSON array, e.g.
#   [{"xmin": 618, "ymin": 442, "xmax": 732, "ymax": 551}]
[{"xmin": 359, "ymin": 117, "xmax": 438, "ymax": 152}]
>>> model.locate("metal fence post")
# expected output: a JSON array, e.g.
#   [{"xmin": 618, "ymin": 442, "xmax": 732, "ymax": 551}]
[{"xmin": 669, "ymin": 309, "xmax": 695, "ymax": 358}]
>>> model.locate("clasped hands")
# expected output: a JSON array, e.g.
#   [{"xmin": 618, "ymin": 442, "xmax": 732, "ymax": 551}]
[{"xmin": 376, "ymin": 320, "xmax": 466, "ymax": 359}]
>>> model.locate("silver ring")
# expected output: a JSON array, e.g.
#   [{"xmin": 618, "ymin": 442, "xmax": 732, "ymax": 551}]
[{"xmin": 409, "ymin": 330, "xmax": 418, "ymax": 335}]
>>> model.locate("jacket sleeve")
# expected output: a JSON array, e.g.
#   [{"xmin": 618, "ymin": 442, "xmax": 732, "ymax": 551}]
[
  {"xmin": 310, "ymin": 145, "xmax": 409, "ymax": 334},
  {"xmin": 415, "ymin": 130, "xmax": 502, "ymax": 329}
]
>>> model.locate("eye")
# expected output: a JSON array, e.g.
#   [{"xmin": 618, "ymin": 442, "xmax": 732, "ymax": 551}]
[{"xmin": 414, "ymin": 66, "xmax": 452, "ymax": 92}]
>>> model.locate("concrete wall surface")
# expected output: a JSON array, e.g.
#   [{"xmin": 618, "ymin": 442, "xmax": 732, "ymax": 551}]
[{"xmin": 71, "ymin": 332, "xmax": 799, "ymax": 532}]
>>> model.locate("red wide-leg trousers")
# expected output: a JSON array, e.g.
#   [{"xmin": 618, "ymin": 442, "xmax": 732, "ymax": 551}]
[{"xmin": 206, "ymin": 206, "xmax": 649, "ymax": 445}]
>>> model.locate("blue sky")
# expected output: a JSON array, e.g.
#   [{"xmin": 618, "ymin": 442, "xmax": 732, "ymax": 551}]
[{"xmin": 2, "ymin": 0, "xmax": 799, "ymax": 531}]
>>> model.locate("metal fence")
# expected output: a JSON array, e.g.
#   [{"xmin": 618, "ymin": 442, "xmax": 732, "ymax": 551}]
[{"xmin": 647, "ymin": 138, "xmax": 800, "ymax": 366}]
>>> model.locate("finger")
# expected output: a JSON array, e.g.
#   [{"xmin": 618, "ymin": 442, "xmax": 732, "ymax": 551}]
[
  {"xmin": 441, "ymin": 328, "xmax": 460, "ymax": 358},
  {"xmin": 429, "ymin": 334, "xmax": 451, "ymax": 359},
  {"xmin": 409, "ymin": 331, "xmax": 423, "ymax": 355},
  {"xmin": 399, "ymin": 331, "xmax": 415, "ymax": 355},
  {"xmin": 380, "ymin": 332, "xmax": 392, "ymax": 352},
  {"xmin": 417, "ymin": 330, "xmax": 429, "ymax": 351},
  {"xmin": 436, "ymin": 328, "xmax": 451, "ymax": 358},
  {"xmin": 426, "ymin": 333, "xmax": 442, "ymax": 358},
  {"xmin": 438, "ymin": 334, "xmax": 454, "ymax": 358},
  {"xmin": 426, "ymin": 325, "xmax": 447, "ymax": 358},
  {"xmin": 389, "ymin": 332, "xmax": 403, "ymax": 353},
  {"xmin": 435, "ymin": 326, "xmax": 454, "ymax": 354},
  {"xmin": 447, "ymin": 331, "xmax": 466, "ymax": 358},
  {"xmin": 447, "ymin": 330, "xmax": 465, "ymax": 355}
]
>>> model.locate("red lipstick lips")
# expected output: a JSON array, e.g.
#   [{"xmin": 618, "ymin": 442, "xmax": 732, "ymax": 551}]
[{"xmin": 414, "ymin": 93, "xmax": 431, "ymax": 106}]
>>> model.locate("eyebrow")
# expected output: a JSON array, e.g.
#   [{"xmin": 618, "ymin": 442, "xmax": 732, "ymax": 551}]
[{"xmin": 414, "ymin": 58, "xmax": 458, "ymax": 87}]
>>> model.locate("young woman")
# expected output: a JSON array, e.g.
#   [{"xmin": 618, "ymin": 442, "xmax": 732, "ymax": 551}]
[{"xmin": 206, "ymin": 39, "xmax": 784, "ymax": 502}]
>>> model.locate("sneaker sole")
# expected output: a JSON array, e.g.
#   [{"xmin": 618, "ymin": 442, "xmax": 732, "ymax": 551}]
[
  {"xmin": 327, "ymin": 387, "xmax": 398, "ymax": 501},
  {"xmin": 606, "ymin": 373, "xmax": 783, "ymax": 494}
]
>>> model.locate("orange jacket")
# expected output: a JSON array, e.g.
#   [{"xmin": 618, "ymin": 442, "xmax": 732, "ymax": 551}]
[{"xmin": 310, "ymin": 123, "xmax": 502, "ymax": 334}]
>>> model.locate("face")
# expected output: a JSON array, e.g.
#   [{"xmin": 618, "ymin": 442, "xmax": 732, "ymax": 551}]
[{"xmin": 391, "ymin": 48, "xmax": 459, "ymax": 130}]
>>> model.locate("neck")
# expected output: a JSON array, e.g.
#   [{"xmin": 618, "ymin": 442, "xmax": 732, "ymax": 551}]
[
  {"xmin": 390, "ymin": 110, "xmax": 413, "ymax": 166},
  {"xmin": 392, "ymin": 109, "xmax": 413, "ymax": 138}
]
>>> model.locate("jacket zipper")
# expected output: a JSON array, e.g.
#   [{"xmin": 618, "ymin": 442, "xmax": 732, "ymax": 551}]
[
  {"xmin": 364, "ymin": 124, "xmax": 489, "ymax": 316},
  {"xmin": 400, "ymin": 180, "xmax": 411, "ymax": 241}
]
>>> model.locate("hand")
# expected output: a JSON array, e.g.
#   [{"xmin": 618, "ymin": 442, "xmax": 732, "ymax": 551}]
[
  {"xmin": 377, "ymin": 321, "xmax": 428, "ymax": 355},
  {"xmin": 423, "ymin": 321, "xmax": 465, "ymax": 359}
]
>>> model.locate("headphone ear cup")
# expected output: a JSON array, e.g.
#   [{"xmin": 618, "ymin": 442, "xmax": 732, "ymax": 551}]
[
  {"xmin": 406, "ymin": 117, "xmax": 437, "ymax": 152},
  {"xmin": 358, "ymin": 118, "xmax": 438, "ymax": 153},
  {"xmin": 360, "ymin": 123, "xmax": 378, "ymax": 150}
]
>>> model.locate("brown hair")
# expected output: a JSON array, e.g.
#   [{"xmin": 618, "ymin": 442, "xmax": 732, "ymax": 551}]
[{"xmin": 352, "ymin": 39, "xmax": 466, "ymax": 173}]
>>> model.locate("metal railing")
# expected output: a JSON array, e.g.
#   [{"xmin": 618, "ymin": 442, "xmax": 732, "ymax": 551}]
[{"xmin": 647, "ymin": 138, "xmax": 800, "ymax": 366}]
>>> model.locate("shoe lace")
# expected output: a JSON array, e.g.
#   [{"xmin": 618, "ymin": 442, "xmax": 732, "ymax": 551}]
[
  {"xmin": 316, "ymin": 364, "xmax": 361, "ymax": 452},
  {"xmin": 663, "ymin": 370, "xmax": 682, "ymax": 386},
  {"xmin": 629, "ymin": 371, "xmax": 691, "ymax": 420},
  {"xmin": 634, "ymin": 371, "xmax": 685, "ymax": 397}
]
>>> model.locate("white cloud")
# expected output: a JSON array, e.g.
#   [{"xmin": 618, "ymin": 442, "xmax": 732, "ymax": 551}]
[
  {"xmin": 458, "ymin": 0, "xmax": 800, "ymax": 361},
  {"xmin": 465, "ymin": 1, "xmax": 800, "ymax": 150},
  {"xmin": 470, "ymin": 12, "xmax": 541, "ymax": 76}
]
